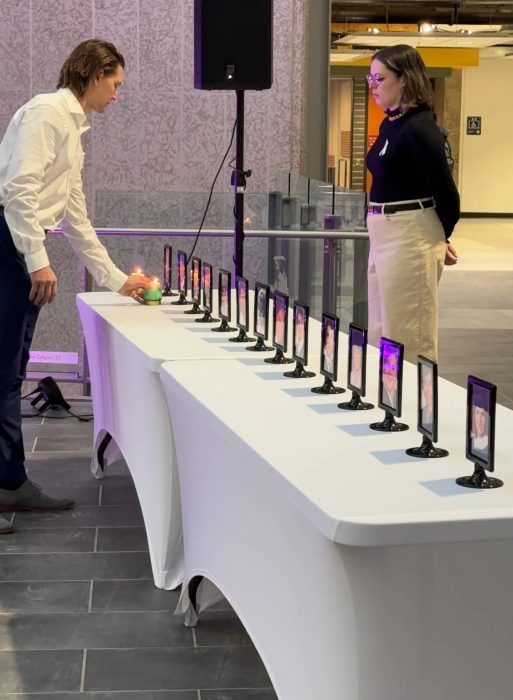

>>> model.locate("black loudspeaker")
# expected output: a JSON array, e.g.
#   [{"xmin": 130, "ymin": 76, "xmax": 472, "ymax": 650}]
[{"xmin": 194, "ymin": 0, "xmax": 273, "ymax": 91}]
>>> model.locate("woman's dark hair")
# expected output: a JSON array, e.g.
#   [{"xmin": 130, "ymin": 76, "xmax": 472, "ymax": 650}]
[
  {"xmin": 57, "ymin": 39, "xmax": 125, "ymax": 97},
  {"xmin": 372, "ymin": 44, "xmax": 433, "ymax": 109}
]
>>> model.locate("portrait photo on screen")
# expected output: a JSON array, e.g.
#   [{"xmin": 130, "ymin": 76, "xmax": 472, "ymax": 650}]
[
  {"xmin": 379, "ymin": 338, "xmax": 403, "ymax": 414},
  {"xmin": 192, "ymin": 257, "xmax": 201, "ymax": 303},
  {"xmin": 177, "ymin": 251, "xmax": 187, "ymax": 294},
  {"xmin": 418, "ymin": 357, "xmax": 437, "ymax": 439},
  {"xmin": 321, "ymin": 313, "xmax": 339, "ymax": 379},
  {"xmin": 164, "ymin": 245, "xmax": 172, "ymax": 289},
  {"xmin": 219, "ymin": 269, "xmax": 231, "ymax": 320},
  {"xmin": 202, "ymin": 263, "xmax": 212, "ymax": 311},
  {"xmin": 273, "ymin": 292, "xmax": 288, "ymax": 350},
  {"xmin": 467, "ymin": 377, "xmax": 496, "ymax": 469},
  {"xmin": 292, "ymin": 303, "xmax": 308, "ymax": 364},
  {"xmin": 347, "ymin": 324, "xmax": 366, "ymax": 394},
  {"xmin": 254, "ymin": 283, "xmax": 269, "ymax": 338},
  {"xmin": 236, "ymin": 276, "xmax": 249, "ymax": 330}
]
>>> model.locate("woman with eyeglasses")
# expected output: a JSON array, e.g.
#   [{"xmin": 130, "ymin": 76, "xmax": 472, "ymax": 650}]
[{"xmin": 365, "ymin": 44, "xmax": 460, "ymax": 363}]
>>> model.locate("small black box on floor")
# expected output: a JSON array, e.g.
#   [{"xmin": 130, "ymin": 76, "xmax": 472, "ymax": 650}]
[{"xmin": 194, "ymin": 0, "xmax": 273, "ymax": 90}]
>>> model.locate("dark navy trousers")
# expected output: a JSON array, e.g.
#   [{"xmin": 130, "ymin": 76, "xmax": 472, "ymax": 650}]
[{"xmin": 0, "ymin": 213, "xmax": 40, "ymax": 489}]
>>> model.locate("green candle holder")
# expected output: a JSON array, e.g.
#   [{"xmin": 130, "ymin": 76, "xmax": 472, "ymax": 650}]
[{"xmin": 143, "ymin": 282, "xmax": 162, "ymax": 306}]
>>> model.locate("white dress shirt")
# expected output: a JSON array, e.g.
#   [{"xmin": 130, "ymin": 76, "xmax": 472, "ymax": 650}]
[{"xmin": 0, "ymin": 88, "xmax": 127, "ymax": 291}]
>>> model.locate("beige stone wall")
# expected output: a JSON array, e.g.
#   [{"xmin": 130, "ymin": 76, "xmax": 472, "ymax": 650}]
[
  {"xmin": 0, "ymin": 0, "xmax": 308, "ymax": 227},
  {"xmin": 1, "ymin": 0, "xmax": 309, "ymax": 367}
]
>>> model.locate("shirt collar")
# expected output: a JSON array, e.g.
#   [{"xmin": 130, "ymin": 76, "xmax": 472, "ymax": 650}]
[{"xmin": 58, "ymin": 87, "xmax": 91, "ymax": 134}]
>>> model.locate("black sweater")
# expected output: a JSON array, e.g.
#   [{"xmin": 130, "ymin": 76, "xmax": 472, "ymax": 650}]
[{"xmin": 366, "ymin": 106, "xmax": 460, "ymax": 239}]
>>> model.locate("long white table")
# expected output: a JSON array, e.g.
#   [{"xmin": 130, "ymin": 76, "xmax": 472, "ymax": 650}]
[
  {"xmin": 77, "ymin": 291, "xmax": 305, "ymax": 589},
  {"xmin": 159, "ymin": 350, "xmax": 513, "ymax": 700}
]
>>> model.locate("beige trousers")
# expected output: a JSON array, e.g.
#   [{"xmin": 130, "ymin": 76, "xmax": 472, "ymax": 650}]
[{"xmin": 367, "ymin": 207, "xmax": 446, "ymax": 363}]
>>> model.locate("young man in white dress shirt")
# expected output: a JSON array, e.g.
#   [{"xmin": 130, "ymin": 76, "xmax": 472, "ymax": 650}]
[{"xmin": 0, "ymin": 40, "xmax": 151, "ymax": 534}]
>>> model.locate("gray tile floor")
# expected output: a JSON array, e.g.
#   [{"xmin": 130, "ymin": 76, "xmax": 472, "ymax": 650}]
[
  {"xmin": 0, "ymin": 416, "xmax": 276, "ymax": 699},
  {"xmin": 1, "ymin": 219, "xmax": 511, "ymax": 698}
]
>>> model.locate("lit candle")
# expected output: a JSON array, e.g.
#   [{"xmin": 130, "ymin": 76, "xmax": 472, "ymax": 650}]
[{"xmin": 143, "ymin": 277, "xmax": 162, "ymax": 306}]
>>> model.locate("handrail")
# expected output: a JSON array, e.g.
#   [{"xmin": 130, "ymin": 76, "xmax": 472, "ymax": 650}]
[{"xmin": 48, "ymin": 227, "xmax": 369, "ymax": 241}]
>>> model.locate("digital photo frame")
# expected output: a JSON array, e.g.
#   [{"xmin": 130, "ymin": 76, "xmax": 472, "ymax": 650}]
[
  {"xmin": 284, "ymin": 301, "xmax": 315, "ymax": 378},
  {"xmin": 456, "ymin": 376, "xmax": 502, "ymax": 489},
  {"xmin": 229, "ymin": 275, "xmax": 254, "ymax": 343},
  {"xmin": 338, "ymin": 324, "xmax": 373, "ymax": 411},
  {"xmin": 184, "ymin": 256, "xmax": 203, "ymax": 314},
  {"xmin": 162, "ymin": 244, "xmax": 176, "ymax": 296},
  {"xmin": 212, "ymin": 269, "xmax": 236, "ymax": 332},
  {"xmin": 195, "ymin": 262, "xmax": 218, "ymax": 323},
  {"xmin": 265, "ymin": 291, "xmax": 293, "ymax": 364},
  {"xmin": 406, "ymin": 357, "xmax": 448, "ymax": 458},
  {"xmin": 172, "ymin": 250, "xmax": 188, "ymax": 305},
  {"xmin": 247, "ymin": 282, "xmax": 272, "ymax": 351},
  {"xmin": 370, "ymin": 337, "xmax": 408, "ymax": 432},
  {"xmin": 311, "ymin": 312, "xmax": 344, "ymax": 394}
]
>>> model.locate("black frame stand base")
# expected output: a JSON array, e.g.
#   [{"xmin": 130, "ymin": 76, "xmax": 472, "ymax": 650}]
[
  {"xmin": 246, "ymin": 337, "xmax": 273, "ymax": 351},
  {"xmin": 171, "ymin": 294, "xmax": 188, "ymax": 306},
  {"xmin": 184, "ymin": 302, "xmax": 203, "ymax": 315},
  {"xmin": 311, "ymin": 378, "xmax": 345, "ymax": 395},
  {"xmin": 406, "ymin": 435, "xmax": 448, "ymax": 458},
  {"xmin": 370, "ymin": 411, "xmax": 409, "ymax": 432},
  {"xmin": 456, "ymin": 464, "xmax": 504, "ymax": 489},
  {"xmin": 229, "ymin": 330, "xmax": 255, "ymax": 343},
  {"xmin": 284, "ymin": 361, "xmax": 315, "ymax": 379},
  {"xmin": 162, "ymin": 288, "xmax": 178, "ymax": 297},
  {"xmin": 195, "ymin": 312, "xmax": 218, "ymax": 323},
  {"xmin": 265, "ymin": 349, "xmax": 294, "ymax": 364},
  {"xmin": 211, "ymin": 320, "xmax": 237, "ymax": 333},
  {"xmin": 338, "ymin": 391, "xmax": 374, "ymax": 411}
]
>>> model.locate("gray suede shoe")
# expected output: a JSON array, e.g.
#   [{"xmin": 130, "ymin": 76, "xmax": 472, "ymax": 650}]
[
  {"xmin": 0, "ymin": 480, "xmax": 75, "ymax": 513},
  {"xmin": 0, "ymin": 514, "xmax": 15, "ymax": 534}
]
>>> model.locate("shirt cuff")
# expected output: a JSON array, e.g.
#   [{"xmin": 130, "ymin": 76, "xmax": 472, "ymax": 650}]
[
  {"xmin": 105, "ymin": 269, "xmax": 128, "ymax": 292},
  {"xmin": 24, "ymin": 248, "xmax": 51, "ymax": 274}
]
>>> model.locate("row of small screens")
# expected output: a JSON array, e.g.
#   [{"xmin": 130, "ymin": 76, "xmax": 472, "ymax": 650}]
[{"xmin": 164, "ymin": 246, "xmax": 497, "ymax": 473}]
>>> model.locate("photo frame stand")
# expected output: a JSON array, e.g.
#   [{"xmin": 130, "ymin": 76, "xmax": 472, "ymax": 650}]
[
  {"xmin": 195, "ymin": 311, "xmax": 218, "ymax": 323},
  {"xmin": 246, "ymin": 337, "xmax": 273, "ymax": 351},
  {"xmin": 456, "ymin": 464, "xmax": 504, "ymax": 489},
  {"xmin": 171, "ymin": 292, "xmax": 189, "ymax": 305},
  {"xmin": 311, "ymin": 378, "xmax": 345, "ymax": 395},
  {"xmin": 184, "ymin": 302, "xmax": 203, "ymax": 315},
  {"xmin": 162, "ymin": 287, "xmax": 177, "ymax": 297},
  {"xmin": 284, "ymin": 361, "xmax": 315, "ymax": 379},
  {"xmin": 370, "ymin": 411, "xmax": 409, "ymax": 432},
  {"xmin": 265, "ymin": 349, "xmax": 294, "ymax": 365},
  {"xmin": 338, "ymin": 390, "xmax": 374, "ymax": 411},
  {"xmin": 229, "ymin": 330, "xmax": 255, "ymax": 343},
  {"xmin": 406, "ymin": 435, "xmax": 448, "ymax": 459},
  {"xmin": 212, "ymin": 319, "xmax": 236, "ymax": 333}
]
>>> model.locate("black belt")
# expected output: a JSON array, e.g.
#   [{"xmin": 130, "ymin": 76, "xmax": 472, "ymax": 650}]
[{"xmin": 368, "ymin": 198, "xmax": 434, "ymax": 215}]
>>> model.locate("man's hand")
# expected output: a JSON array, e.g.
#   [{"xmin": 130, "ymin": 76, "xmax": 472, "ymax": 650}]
[
  {"xmin": 29, "ymin": 266, "xmax": 58, "ymax": 306},
  {"xmin": 118, "ymin": 273, "xmax": 153, "ymax": 303},
  {"xmin": 445, "ymin": 242, "xmax": 458, "ymax": 266}
]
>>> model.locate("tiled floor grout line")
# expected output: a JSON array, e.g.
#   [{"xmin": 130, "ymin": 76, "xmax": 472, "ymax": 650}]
[
  {"xmin": 98, "ymin": 483, "xmax": 103, "ymax": 505},
  {"xmin": 88, "ymin": 579, "xmax": 94, "ymax": 612},
  {"xmin": 197, "ymin": 689, "xmax": 201, "ymax": 700},
  {"xmin": 31, "ymin": 436, "xmax": 38, "ymax": 453},
  {"xmin": 192, "ymin": 626, "xmax": 197, "ymax": 648},
  {"xmin": 93, "ymin": 527, "xmax": 99, "ymax": 552},
  {"xmin": 80, "ymin": 648, "xmax": 87, "ymax": 691}
]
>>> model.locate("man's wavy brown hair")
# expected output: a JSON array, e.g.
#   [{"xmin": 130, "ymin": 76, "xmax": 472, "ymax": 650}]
[{"xmin": 58, "ymin": 39, "xmax": 125, "ymax": 97}]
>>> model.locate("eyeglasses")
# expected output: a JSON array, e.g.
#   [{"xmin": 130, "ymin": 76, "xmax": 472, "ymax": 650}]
[{"xmin": 365, "ymin": 73, "xmax": 386, "ymax": 88}]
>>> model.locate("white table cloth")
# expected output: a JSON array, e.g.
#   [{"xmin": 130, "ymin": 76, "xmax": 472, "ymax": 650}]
[
  {"xmin": 160, "ymin": 348, "xmax": 513, "ymax": 700},
  {"xmin": 76, "ymin": 291, "xmax": 301, "ymax": 589}
]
